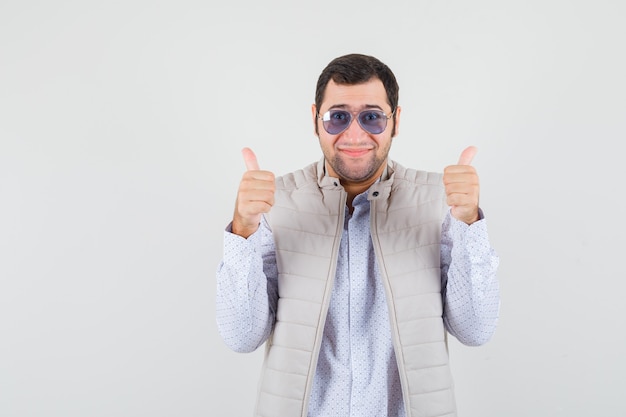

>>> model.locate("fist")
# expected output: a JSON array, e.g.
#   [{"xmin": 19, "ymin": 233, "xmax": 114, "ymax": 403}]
[
  {"xmin": 232, "ymin": 147, "xmax": 275, "ymax": 238},
  {"xmin": 443, "ymin": 146, "xmax": 480, "ymax": 224}
]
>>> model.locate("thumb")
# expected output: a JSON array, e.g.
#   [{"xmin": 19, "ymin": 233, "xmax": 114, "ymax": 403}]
[
  {"xmin": 242, "ymin": 147, "xmax": 260, "ymax": 171},
  {"xmin": 457, "ymin": 146, "xmax": 477, "ymax": 166}
]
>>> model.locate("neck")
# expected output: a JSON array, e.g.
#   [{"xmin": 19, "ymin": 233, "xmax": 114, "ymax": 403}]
[
  {"xmin": 325, "ymin": 160, "xmax": 388, "ymax": 212},
  {"xmin": 343, "ymin": 180, "xmax": 375, "ymax": 210}
]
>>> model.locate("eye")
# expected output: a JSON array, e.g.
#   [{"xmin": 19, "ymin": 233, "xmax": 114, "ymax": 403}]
[
  {"xmin": 361, "ymin": 111, "xmax": 382, "ymax": 123},
  {"xmin": 330, "ymin": 111, "xmax": 349, "ymax": 121}
]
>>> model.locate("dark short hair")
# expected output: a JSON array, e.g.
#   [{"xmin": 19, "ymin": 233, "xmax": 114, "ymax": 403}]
[{"xmin": 314, "ymin": 53, "xmax": 399, "ymax": 135}]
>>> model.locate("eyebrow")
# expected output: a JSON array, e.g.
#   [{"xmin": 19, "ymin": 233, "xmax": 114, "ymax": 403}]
[{"xmin": 328, "ymin": 104, "xmax": 385, "ymax": 111}]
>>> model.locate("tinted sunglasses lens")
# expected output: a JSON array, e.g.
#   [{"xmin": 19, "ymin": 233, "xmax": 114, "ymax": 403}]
[
  {"xmin": 358, "ymin": 110, "xmax": 387, "ymax": 134},
  {"xmin": 322, "ymin": 110, "xmax": 351, "ymax": 134}
]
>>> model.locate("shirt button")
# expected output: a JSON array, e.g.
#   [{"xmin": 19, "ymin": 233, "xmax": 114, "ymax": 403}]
[{"xmin": 372, "ymin": 191, "xmax": 379, "ymax": 197}]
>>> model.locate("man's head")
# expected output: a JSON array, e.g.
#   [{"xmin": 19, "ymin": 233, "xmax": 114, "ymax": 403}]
[
  {"xmin": 312, "ymin": 54, "xmax": 401, "ymax": 192},
  {"xmin": 314, "ymin": 54, "xmax": 399, "ymax": 136}
]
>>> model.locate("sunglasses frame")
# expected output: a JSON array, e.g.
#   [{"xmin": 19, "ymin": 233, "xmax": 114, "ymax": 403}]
[{"xmin": 317, "ymin": 108, "xmax": 395, "ymax": 135}]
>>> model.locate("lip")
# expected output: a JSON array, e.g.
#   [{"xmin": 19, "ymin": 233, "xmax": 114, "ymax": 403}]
[{"xmin": 339, "ymin": 148, "xmax": 372, "ymax": 158}]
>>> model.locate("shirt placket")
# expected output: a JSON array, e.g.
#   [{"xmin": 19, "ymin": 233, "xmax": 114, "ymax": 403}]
[{"xmin": 348, "ymin": 196, "xmax": 370, "ymax": 416}]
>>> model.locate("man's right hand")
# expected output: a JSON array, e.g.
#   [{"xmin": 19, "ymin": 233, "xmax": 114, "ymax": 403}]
[{"xmin": 232, "ymin": 147, "xmax": 275, "ymax": 238}]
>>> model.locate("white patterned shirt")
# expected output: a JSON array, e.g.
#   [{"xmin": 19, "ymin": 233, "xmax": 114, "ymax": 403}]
[{"xmin": 216, "ymin": 188, "xmax": 500, "ymax": 417}]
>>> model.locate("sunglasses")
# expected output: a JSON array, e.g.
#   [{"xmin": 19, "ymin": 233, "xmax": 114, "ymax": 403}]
[{"xmin": 318, "ymin": 108, "xmax": 395, "ymax": 135}]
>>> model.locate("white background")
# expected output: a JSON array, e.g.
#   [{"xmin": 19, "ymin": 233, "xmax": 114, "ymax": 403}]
[{"xmin": 1, "ymin": 1, "xmax": 625, "ymax": 416}]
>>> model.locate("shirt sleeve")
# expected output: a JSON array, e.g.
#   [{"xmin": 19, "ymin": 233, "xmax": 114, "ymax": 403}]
[
  {"xmin": 440, "ymin": 209, "xmax": 500, "ymax": 346},
  {"xmin": 215, "ymin": 218, "xmax": 278, "ymax": 353}
]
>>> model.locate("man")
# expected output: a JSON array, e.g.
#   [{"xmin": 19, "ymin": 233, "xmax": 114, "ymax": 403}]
[{"xmin": 216, "ymin": 53, "xmax": 500, "ymax": 417}]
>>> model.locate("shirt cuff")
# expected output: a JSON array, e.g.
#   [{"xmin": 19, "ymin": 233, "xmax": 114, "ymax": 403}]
[
  {"xmin": 222, "ymin": 222, "xmax": 264, "ymax": 264},
  {"xmin": 445, "ymin": 208, "xmax": 495, "ymax": 262}
]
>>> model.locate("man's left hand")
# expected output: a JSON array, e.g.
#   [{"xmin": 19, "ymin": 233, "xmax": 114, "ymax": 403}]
[{"xmin": 443, "ymin": 146, "xmax": 480, "ymax": 225}]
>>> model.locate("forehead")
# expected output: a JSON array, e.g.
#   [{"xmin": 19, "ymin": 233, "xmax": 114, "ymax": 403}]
[{"xmin": 321, "ymin": 78, "xmax": 389, "ymax": 110}]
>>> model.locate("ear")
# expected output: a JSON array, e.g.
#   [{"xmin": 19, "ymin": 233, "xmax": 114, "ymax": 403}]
[
  {"xmin": 311, "ymin": 104, "xmax": 319, "ymax": 136},
  {"xmin": 392, "ymin": 105, "xmax": 401, "ymax": 137}
]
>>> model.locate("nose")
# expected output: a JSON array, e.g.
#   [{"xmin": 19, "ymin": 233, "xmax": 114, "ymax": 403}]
[{"xmin": 343, "ymin": 114, "xmax": 367, "ymax": 141}]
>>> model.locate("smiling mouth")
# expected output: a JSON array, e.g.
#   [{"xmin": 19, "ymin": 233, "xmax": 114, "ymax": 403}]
[{"xmin": 340, "ymin": 148, "xmax": 371, "ymax": 158}]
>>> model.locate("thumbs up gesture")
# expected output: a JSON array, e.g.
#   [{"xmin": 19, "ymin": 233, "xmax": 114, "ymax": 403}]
[
  {"xmin": 443, "ymin": 146, "xmax": 480, "ymax": 225},
  {"xmin": 232, "ymin": 147, "xmax": 276, "ymax": 238}
]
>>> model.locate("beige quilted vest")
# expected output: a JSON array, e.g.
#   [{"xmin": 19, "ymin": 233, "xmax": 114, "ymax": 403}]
[{"xmin": 256, "ymin": 158, "xmax": 456, "ymax": 417}]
